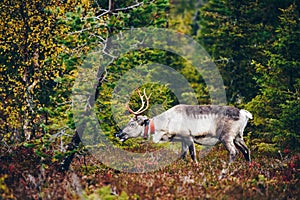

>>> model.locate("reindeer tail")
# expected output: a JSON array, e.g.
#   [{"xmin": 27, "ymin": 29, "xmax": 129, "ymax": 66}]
[{"xmin": 240, "ymin": 109, "xmax": 253, "ymax": 120}]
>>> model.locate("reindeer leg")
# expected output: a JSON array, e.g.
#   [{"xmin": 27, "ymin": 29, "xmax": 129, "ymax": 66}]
[
  {"xmin": 234, "ymin": 138, "xmax": 251, "ymax": 162},
  {"xmin": 188, "ymin": 142, "xmax": 198, "ymax": 163},
  {"xmin": 180, "ymin": 141, "xmax": 188, "ymax": 160},
  {"xmin": 221, "ymin": 138, "xmax": 238, "ymax": 163}
]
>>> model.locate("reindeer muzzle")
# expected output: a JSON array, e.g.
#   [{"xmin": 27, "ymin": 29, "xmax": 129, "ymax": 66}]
[{"xmin": 115, "ymin": 131, "xmax": 127, "ymax": 142}]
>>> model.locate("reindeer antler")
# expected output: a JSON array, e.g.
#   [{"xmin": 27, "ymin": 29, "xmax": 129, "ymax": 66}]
[{"xmin": 126, "ymin": 88, "xmax": 152, "ymax": 116}]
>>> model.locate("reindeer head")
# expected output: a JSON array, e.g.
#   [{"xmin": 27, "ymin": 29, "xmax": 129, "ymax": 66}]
[{"xmin": 116, "ymin": 88, "xmax": 152, "ymax": 142}]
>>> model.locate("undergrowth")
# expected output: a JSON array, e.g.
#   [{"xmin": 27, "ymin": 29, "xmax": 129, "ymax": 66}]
[{"xmin": 0, "ymin": 144, "xmax": 299, "ymax": 199}]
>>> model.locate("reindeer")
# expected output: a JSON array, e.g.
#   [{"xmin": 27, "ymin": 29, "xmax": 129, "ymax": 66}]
[{"xmin": 116, "ymin": 89, "xmax": 253, "ymax": 163}]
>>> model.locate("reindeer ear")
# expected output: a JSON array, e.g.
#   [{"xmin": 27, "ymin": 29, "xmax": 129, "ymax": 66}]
[
  {"xmin": 136, "ymin": 116, "xmax": 149, "ymax": 125},
  {"xmin": 136, "ymin": 117, "xmax": 143, "ymax": 125}
]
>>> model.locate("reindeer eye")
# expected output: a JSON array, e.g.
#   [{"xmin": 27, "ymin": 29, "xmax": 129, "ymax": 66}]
[{"xmin": 129, "ymin": 122, "xmax": 135, "ymax": 128}]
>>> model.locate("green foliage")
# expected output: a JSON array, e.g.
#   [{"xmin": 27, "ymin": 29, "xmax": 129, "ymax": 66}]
[
  {"xmin": 247, "ymin": 3, "xmax": 300, "ymax": 150},
  {"xmin": 0, "ymin": 0, "xmax": 79, "ymax": 142},
  {"xmin": 0, "ymin": 175, "xmax": 15, "ymax": 199},
  {"xmin": 197, "ymin": 0, "xmax": 300, "ymax": 150},
  {"xmin": 84, "ymin": 185, "xmax": 129, "ymax": 200},
  {"xmin": 197, "ymin": 0, "xmax": 297, "ymax": 103},
  {"xmin": 0, "ymin": 0, "xmax": 172, "ymax": 165}
]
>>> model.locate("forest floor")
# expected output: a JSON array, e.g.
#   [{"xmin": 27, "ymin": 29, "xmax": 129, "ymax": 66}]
[{"xmin": 0, "ymin": 144, "xmax": 299, "ymax": 199}]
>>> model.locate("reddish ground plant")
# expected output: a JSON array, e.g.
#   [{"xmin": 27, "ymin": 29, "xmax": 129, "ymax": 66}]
[{"xmin": 0, "ymin": 145, "xmax": 299, "ymax": 199}]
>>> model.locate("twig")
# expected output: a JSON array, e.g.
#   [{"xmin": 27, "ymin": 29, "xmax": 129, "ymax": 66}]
[{"xmin": 114, "ymin": 2, "xmax": 144, "ymax": 11}]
